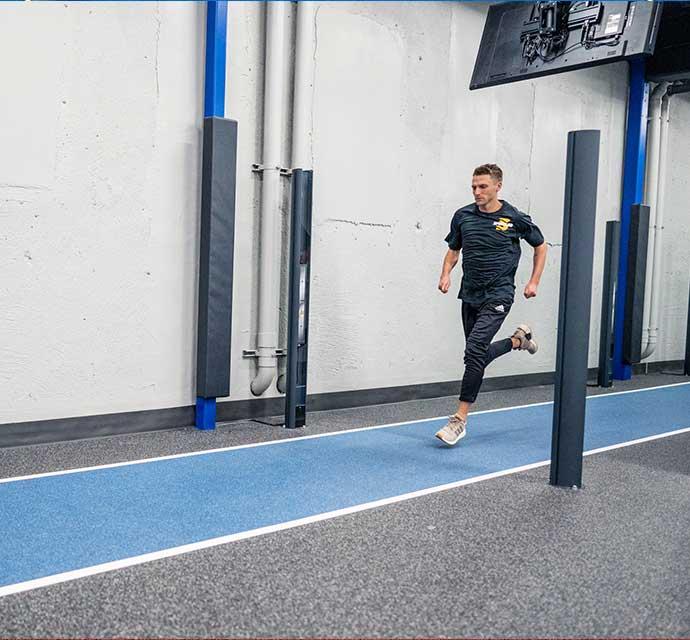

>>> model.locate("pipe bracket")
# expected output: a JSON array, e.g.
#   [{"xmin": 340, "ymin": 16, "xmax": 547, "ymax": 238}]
[
  {"xmin": 252, "ymin": 164, "xmax": 292, "ymax": 175},
  {"xmin": 242, "ymin": 349, "xmax": 287, "ymax": 358}
]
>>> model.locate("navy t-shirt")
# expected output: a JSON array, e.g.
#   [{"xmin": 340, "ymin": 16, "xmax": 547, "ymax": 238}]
[{"xmin": 444, "ymin": 200, "xmax": 544, "ymax": 305}]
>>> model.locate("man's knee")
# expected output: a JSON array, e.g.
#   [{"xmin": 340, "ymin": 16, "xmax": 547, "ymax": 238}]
[{"xmin": 464, "ymin": 338, "xmax": 489, "ymax": 368}]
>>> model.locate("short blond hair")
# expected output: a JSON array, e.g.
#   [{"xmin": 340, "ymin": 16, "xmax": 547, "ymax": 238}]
[{"xmin": 473, "ymin": 163, "xmax": 503, "ymax": 183}]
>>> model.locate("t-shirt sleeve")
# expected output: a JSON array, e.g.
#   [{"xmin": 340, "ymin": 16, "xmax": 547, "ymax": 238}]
[
  {"xmin": 518, "ymin": 214, "xmax": 544, "ymax": 247},
  {"xmin": 444, "ymin": 214, "xmax": 462, "ymax": 250}
]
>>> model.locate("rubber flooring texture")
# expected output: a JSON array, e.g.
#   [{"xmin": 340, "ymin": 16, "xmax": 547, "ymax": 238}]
[
  {"xmin": 2, "ymin": 382, "xmax": 689, "ymax": 592},
  {"xmin": 0, "ymin": 374, "xmax": 688, "ymax": 637},
  {"xmin": 0, "ymin": 433, "xmax": 687, "ymax": 638}
]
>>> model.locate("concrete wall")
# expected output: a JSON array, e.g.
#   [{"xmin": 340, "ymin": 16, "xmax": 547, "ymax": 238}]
[
  {"xmin": 1, "ymin": 2, "xmax": 205, "ymax": 423},
  {"xmin": 305, "ymin": 2, "xmax": 628, "ymax": 395},
  {"xmin": 1, "ymin": 2, "xmax": 689, "ymax": 427},
  {"xmin": 652, "ymin": 93, "xmax": 690, "ymax": 363}
]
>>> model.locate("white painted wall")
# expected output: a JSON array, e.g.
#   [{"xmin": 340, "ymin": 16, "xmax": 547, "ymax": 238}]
[
  {"xmin": 1, "ymin": 2, "xmax": 205, "ymax": 422},
  {"xmin": 305, "ymin": 2, "xmax": 631, "ymax": 395},
  {"xmin": 1, "ymin": 2, "xmax": 689, "ymax": 426},
  {"xmin": 650, "ymin": 93, "xmax": 690, "ymax": 363}
]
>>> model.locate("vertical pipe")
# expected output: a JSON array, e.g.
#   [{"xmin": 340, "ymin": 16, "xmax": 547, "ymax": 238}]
[
  {"xmin": 276, "ymin": 1, "xmax": 317, "ymax": 397},
  {"xmin": 292, "ymin": 2, "xmax": 317, "ymax": 170},
  {"xmin": 196, "ymin": 0, "xmax": 229, "ymax": 430},
  {"xmin": 641, "ymin": 94, "xmax": 670, "ymax": 359},
  {"xmin": 639, "ymin": 83, "xmax": 666, "ymax": 357},
  {"xmin": 613, "ymin": 59, "xmax": 649, "ymax": 380},
  {"xmin": 550, "ymin": 130, "xmax": 600, "ymax": 489},
  {"xmin": 251, "ymin": 2, "xmax": 288, "ymax": 396},
  {"xmin": 597, "ymin": 221, "xmax": 620, "ymax": 388}
]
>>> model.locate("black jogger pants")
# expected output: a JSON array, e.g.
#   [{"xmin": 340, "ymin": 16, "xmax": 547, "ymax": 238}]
[{"xmin": 459, "ymin": 301, "xmax": 514, "ymax": 403}]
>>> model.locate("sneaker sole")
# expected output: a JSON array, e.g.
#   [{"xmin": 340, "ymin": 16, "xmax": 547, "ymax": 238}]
[{"xmin": 434, "ymin": 429, "xmax": 466, "ymax": 446}]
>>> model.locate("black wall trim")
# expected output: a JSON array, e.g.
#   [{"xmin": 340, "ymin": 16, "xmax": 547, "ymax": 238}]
[
  {"xmin": 0, "ymin": 407, "xmax": 195, "ymax": 449},
  {"xmin": 1, "ymin": 360, "xmax": 685, "ymax": 448}
]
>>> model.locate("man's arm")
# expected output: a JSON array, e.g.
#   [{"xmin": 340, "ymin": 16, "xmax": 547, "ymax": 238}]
[
  {"xmin": 524, "ymin": 242, "xmax": 547, "ymax": 299},
  {"xmin": 438, "ymin": 249, "xmax": 460, "ymax": 294}
]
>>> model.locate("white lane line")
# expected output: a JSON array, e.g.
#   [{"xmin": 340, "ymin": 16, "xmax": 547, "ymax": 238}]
[
  {"xmin": 2, "ymin": 380, "xmax": 689, "ymax": 485},
  {"xmin": 583, "ymin": 426, "xmax": 690, "ymax": 456},
  {"xmin": 1, "ymin": 424, "xmax": 688, "ymax": 599},
  {"xmin": 0, "ymin": 403, "xmax": 552, "ymax": 484}
]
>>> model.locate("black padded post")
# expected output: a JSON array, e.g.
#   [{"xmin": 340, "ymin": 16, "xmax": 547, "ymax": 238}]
[
  {"xmin": 550, "ymin": 130, "xmax": 600, "ymax": 489},
  {"xmin": 196, "ymin": 117, "xmax": 238, "ymax": 398},
  {"xmin": 285, "ymin": 170, "xmax": 313, "ymax": 429},
  {"xmin": 597, "ymin": 221, "xmax": 620, "ymax": 387},
  {"xmin": 622, "ymin": 204, "xmax": 650, "ymax": 365}
]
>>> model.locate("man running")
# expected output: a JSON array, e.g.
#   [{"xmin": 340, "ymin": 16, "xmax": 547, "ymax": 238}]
[{"xmin": 435, "ymin": 163, "xmax": 547, "ymax": 446}]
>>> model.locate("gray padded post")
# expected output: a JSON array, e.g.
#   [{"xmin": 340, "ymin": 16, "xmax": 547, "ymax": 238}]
[
  {"xmin": 550, "ymin": 129, "xmax": 600, "ymax": 488},
  {"xmin": 196, "ymin": 117, "xmax": 238, "ymax": 398}
]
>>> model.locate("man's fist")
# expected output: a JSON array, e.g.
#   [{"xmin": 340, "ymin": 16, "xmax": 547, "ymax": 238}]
[
  {"xmin": 438, "ymin": 275, "xmax": 451, "ymax": 294},
  {"xmin": 524, "ymin": 281, "xmax": 538, "ymax": 299}
]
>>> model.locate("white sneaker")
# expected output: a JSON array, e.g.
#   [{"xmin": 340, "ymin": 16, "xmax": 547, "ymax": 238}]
[
  {"xmin": 512, "ymin": 324, "xmax": 538, "ymax": 354},
  {"xmin": 435, "ymin": 415, "xmax": 467, "ymax": 446}
]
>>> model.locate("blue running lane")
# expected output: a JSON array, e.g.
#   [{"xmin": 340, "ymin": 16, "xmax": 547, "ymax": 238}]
[{"xmin": 1, "ymin": 383, "xmax": 689, "ymax": 590}]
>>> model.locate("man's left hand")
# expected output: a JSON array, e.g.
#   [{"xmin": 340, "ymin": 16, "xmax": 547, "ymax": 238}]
[{"xmin": 524, "ymin": 282, "xmax": 538, "ymax": 299}]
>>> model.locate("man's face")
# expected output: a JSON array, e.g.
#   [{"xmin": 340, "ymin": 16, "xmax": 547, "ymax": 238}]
[{"xmin": 471, "ymin": 174, "xmax": 501, "ymax": 207}]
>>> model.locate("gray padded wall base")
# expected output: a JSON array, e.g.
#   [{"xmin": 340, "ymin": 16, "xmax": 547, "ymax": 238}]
[{"xmin": 196, "ymin": 117, "xmax": 238, "ymax": 398}]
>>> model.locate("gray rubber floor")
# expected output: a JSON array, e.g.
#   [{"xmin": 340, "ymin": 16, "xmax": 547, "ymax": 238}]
[{"xmin": 0, "ymin": 374, "xmax": 688, "ymax": 637}]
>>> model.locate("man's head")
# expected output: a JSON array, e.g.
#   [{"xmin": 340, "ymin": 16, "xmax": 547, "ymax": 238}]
[{"xmin": 472, "ymin": 163, "xmax": 502, "ymax": 210}]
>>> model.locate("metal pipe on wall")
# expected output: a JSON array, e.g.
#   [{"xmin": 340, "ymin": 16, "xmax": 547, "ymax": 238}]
[
  {"xmin": 640, "ymin": 88, "xmax": 671, "ymax": 360},
  {"xmin": 251, "ymin": 2, "xmax": 289, "ymax": 396},
  {"xmin": 292, "ymin": 1, "xmax": 317, "ymax": 171},
  {"xmin": 276, "ymin": 1, "xmax": 317, "ymax": 396},
  {"xmin": 639, "ymin": 82, "xmax": 666, "ymax": 359}
]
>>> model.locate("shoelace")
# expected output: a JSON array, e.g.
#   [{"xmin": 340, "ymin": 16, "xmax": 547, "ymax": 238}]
[{"xmin": 449, "ymin": 417, "xmax": 465, "ymax": 435}]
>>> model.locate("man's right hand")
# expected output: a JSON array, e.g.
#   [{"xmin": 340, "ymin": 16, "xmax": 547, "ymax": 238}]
[{"xmin": 438, "ymin": 275, "xmax": 451, "ymax": 294}]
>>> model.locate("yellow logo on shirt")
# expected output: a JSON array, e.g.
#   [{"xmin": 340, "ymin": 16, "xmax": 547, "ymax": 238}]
[{"xmin": 493, "ymin": 217, "xmax": 513, "ymax": 232}]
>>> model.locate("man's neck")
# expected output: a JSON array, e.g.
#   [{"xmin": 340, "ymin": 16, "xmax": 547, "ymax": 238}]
[{"xmin": 478, "ymin": 199, "xmax": 502, "ymax": 214}]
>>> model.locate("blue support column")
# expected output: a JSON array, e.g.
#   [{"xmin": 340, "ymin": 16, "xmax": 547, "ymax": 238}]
[
  {"xmin": 204, "ymin": 1, "xmax": 227, "ymax": 119},
  {"xmin": 612, "ymin": 59, "xmax": 649, "ymax": 380},
  {"xmin": 196, "ymin": 397, "xmax": 217, "ymax": 430},
  {"xmin": 196, "ymin": 0, "xmax": 228, "ymax": 430}
]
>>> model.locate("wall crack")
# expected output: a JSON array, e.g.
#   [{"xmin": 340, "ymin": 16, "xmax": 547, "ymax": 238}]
[{"xmin": 326, "ymin": 218, "xmax": 393, "ymax": 229}]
